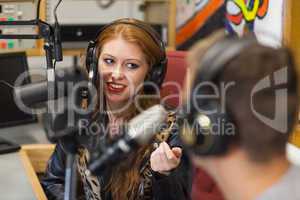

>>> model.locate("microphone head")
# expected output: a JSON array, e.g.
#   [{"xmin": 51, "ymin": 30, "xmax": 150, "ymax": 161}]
[{"xmin": 127, "ymin": 105, "xmax": 168, "ymax": 145}]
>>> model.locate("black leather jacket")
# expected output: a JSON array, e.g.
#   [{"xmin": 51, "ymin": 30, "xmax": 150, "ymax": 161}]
[{"xmin": 41, "ymin": 114, "xmax": 192, "ymax": 200}]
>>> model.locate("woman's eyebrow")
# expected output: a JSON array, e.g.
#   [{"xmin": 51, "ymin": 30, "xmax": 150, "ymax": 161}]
[
  {"xmin": 101, "ymin": 53, "xmax": 145, "ymax": 64},
  {"xmin": 101, "ymin": 53, "xmax": 115, "ymax": 58},
  {"xmin": 125, "ymin": 58, "xmax": 144, "ymax": 64}
]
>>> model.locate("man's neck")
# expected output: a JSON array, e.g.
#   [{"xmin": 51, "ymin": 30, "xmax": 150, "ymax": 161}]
[{"xmin": 213, "ymin": 151, "xmax": 290, "ymax": 200}]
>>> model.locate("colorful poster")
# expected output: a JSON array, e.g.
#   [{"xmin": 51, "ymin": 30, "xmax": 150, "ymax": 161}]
[
  {"xmin": 176, "ymin": 0, "xmax": 284, "ymax": 49},
  {"xmin": 176, "ymin": 0, "xmax": 225, "ymax": 50},
  {"xmin": 225, "ymin": 0, "xmax": 283, "ymax": 47}
]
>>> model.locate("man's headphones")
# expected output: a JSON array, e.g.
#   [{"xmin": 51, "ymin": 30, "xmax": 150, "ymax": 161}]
[
  {"xmin": 180, "ymin": 35, "xmax": 256, "ymax": 156},
  {"xmin": 85, "ymin": 18, "xmax": 168, "ymax": 94}
]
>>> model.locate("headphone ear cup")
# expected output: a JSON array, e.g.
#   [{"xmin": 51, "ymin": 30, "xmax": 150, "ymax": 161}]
[
  {"xmin": 156, "ymin": 58, "xmax": 168, "ymax": 86},
  {"xmin": 86, "ymin": 41, "xmax": 95, "ymax": 72},
  {"xmin": 144, "ymin": 58, "xmax": 168, "ymax": 94},
  {"xmin": 86, "ymin": 41, "xmax": 99, "ymax": 87},
  {"xmin": 181, "ymin": 101, "xmax": 231, "ymax": 156}
]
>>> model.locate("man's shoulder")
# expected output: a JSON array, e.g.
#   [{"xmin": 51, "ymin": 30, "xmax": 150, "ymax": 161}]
[{"xmin": 256, "ymin": 164, "xmax": 300, "ymax": 200}]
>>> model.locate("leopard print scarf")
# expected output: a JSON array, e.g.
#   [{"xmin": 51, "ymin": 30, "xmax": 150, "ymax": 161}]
[{"xmin": 77, "ymin": 112, "xmax": 176, "ymax": 200}]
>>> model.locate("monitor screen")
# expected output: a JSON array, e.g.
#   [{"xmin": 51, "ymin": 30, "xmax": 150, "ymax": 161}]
[{"xmin": 0, "ymin": 52, "xmax": 37, "ymax": 128}]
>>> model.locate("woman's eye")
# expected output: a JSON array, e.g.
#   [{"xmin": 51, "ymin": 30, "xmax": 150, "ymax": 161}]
[
  {"xmin": 126, "ymin": 63, "xmax": 139, "ymax": 69},
  {"xmin": 103, "ymin": 58, "xmax": 114, "ymax": 65}
]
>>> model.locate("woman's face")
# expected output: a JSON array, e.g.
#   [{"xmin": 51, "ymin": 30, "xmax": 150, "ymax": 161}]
[{"xmin": 98, "ymin": 37, "xmax": 150, "ymax": 109}]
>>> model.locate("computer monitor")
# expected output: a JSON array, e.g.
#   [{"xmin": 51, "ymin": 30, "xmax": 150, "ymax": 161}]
[{"xmin": 0, "ymin": 52, "xmax": 37, "ymax": 128}]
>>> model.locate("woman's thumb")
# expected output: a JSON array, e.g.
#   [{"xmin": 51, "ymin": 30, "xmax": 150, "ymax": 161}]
[{"xmin": 171, "ymin": 147, "xmax": 182, "ymax": 158}]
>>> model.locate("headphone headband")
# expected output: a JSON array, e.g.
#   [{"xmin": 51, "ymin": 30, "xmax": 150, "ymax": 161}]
[
  {"xmin": 92, "ymin": 18, "xmax": 167, "ymax": 66},
  {"xmin": 86, "ymin": 18, "xmax": 168, "ymax": 94},
  {"xmin": 195, "ymin": 35, "xmax": 255, "ymax": 83}
]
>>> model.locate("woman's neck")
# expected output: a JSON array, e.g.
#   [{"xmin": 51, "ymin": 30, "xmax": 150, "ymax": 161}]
[
  {"xmin": 106, "ymin": 101, "xmax": 136, "ymax": 139},
  {"xmin": 107, "ymin": 101, "xmax": 135, "ymax": 119}
]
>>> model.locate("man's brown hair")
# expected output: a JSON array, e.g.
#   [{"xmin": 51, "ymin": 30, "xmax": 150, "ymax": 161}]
[{"xmin": 188, "ymin": 31, "xmax": 299, "ymax": 162}]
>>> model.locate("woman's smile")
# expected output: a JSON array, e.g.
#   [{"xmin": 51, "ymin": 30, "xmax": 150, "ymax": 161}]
[{"xmin": 106, "ymin": 81, "xmax": 127, "ymax": 94}]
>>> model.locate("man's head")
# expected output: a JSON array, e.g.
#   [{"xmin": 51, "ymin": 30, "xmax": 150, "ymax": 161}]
[{"xmin": 181, "ymin": 30, "xmax": 299, "ymax": 166}]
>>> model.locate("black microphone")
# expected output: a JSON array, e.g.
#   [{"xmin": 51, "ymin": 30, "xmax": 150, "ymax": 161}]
[
  {"xmin": 88, "ymin": 105, "xmax": 168, "ymax": 175},
  {"xmin": 14, "ymin": 67, "xmax": 88, "ymax": 107},
  {"xmin": 54, "ymin": 22, "xmax": 63, "ymax": 62}
]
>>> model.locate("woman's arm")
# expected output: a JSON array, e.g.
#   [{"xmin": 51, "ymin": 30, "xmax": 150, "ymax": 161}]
[
  {"xmin": 152, "ymin": 151, "xmax": 192, "ymax": 200},
  {"xmin": 151, "ymin": 129, "xmax": 193, "ymax": 200},
  {"xmin": 40, "ymin": 142, "xmax": 66, "ymax": 200}
]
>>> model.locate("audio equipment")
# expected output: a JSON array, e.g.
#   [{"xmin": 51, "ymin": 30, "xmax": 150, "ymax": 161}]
[
  {"xmin": 46, "ymin": 0, "xmax": 149, "ymax": 49},
  {"xmin": 0, "ymin": 1, "xmax": 37, "ymax": 50}
]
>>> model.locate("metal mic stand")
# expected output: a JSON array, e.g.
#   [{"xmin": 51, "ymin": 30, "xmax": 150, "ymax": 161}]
[{"xmin": 0, "ymin": 19, "xmax": 78, "ymax": 200}]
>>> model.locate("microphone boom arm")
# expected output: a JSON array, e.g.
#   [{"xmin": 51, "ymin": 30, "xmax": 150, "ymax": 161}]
[{"xmin": 0, "ymin": 19, "xmax": 59, "ymax": 104}]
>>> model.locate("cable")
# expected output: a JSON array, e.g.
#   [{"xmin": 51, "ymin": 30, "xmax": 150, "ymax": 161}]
[
  {"xmin": 54, "ymin": 0, "xmax": 63, "ymax": 23},
  {"xmin": 54, "ymin": 60, "xmax": 57, "ymax": 69},
  {"xmin": 0, "ymin": 80, "xmax": 15, "ymax": 89},
  {"xmin": 36, "ymin": 0, "xmax": 41, "ymax": 20},
  {"xmin": 53, "ymin": 0, "xmax": 63, "ymax": 62}
]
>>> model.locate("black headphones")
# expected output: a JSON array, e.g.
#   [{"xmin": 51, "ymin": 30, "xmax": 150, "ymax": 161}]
[
  {"xmin": 85, "ymin": 18, "xmax": 168, "ymax": 94},
  {"xmin": 180, "ymin": 35, "xmax": 256, "ymax": 156}
]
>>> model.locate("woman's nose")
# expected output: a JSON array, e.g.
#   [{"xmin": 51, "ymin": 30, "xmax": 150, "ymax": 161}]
[{"xmin": 111, "ymin": 64, "xmax": 124, "ymax": 80}]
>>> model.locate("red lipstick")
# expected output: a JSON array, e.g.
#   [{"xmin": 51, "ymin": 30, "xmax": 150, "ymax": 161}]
[{"xmin": 106, "ymin": 82, "xmax": 126, "ymax": 93}]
